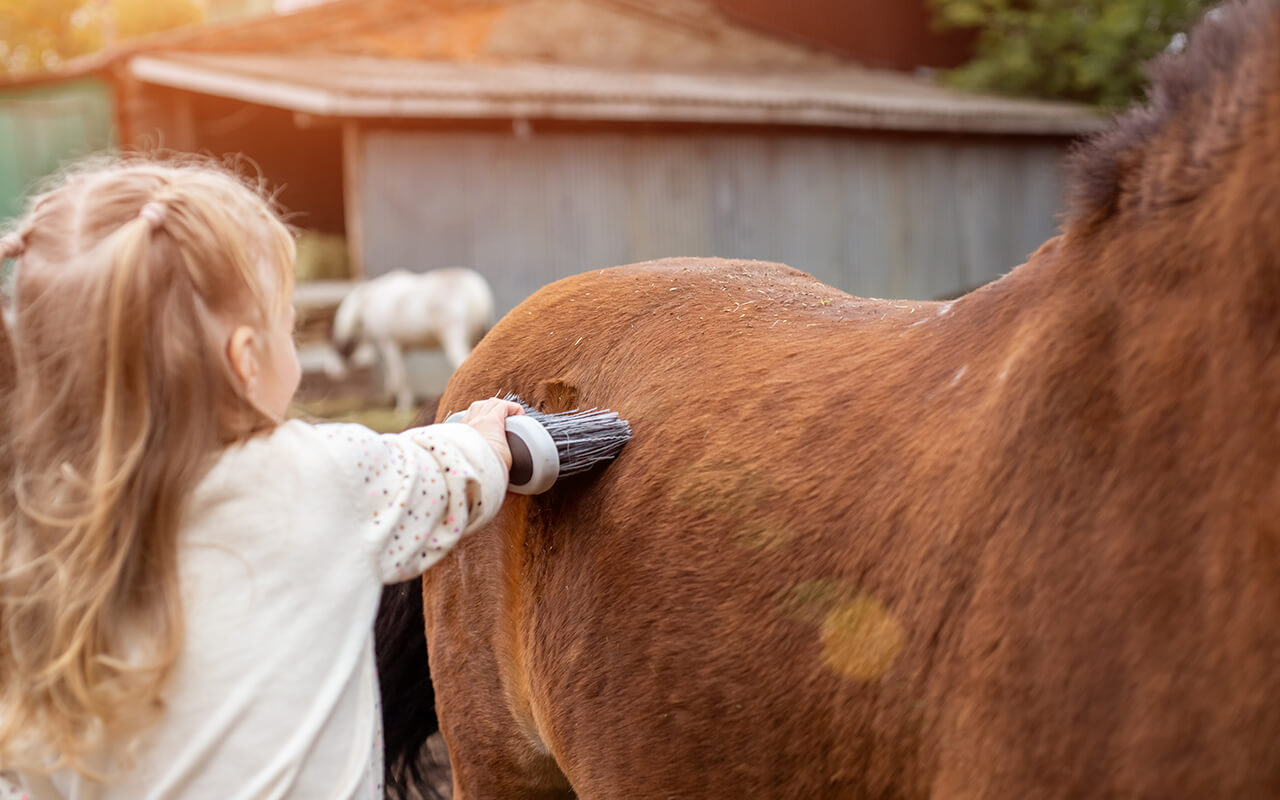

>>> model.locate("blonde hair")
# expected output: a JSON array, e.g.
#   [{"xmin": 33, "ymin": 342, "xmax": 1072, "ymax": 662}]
[{"xmin": 0, "ymin": 157, "xmax": 295, "ymax": 776}]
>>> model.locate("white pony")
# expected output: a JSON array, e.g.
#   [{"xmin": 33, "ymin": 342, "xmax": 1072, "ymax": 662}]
[{"xmin": 330, "ymin": 267, "xmax": 495, "ymax": 412}]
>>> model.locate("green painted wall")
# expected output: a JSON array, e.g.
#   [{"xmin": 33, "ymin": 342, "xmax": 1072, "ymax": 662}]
[{"xmin": 0, "ymin": 78, "xmax": 114, "ymax": 222}]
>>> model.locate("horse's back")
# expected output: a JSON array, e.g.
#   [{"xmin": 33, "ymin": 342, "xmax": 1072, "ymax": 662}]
[{"xmin": 448, "ymin": 256, "xmax": 931, "ymax": 416}]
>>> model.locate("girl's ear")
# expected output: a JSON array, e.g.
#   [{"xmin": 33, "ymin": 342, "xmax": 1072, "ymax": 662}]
[{"xmin": 227, "ymin": 326, "xmax": 258, "ymax": 393}]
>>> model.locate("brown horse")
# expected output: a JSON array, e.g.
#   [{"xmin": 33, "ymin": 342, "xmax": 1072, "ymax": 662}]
[{"xmin": 381, "ymin": 2, "xmax": 1280, "ymax": 796}]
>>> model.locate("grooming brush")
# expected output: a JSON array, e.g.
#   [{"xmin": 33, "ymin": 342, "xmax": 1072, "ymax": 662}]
[{"xmin": 444, "ymin": 394, "xmax": 631, "ymax": 494}]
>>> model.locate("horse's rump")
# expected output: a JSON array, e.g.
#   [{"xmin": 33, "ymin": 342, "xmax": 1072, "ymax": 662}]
[
  {"xmin": 405, "ymin": 248, "xmax": 1280, "ymax": 798},
  {"xmin": 422, "ymin": 258, "xmax": 1006, "ymax": 797}
]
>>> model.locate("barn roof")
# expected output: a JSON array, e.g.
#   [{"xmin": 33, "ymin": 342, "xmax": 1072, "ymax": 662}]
[
  {"xmin": 130, "ymin": 51, "xmax": 1103, "ymax": 135},
  {"xmin": 164, "ymin": 0, "xmax": 845, "ymax": 70},
  {"xmin": 10, "ymin": 0, "xmax": 1107, "ymax": 134}
]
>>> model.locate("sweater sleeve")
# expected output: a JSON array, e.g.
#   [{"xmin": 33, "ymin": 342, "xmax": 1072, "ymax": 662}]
[{"xmin": 310, "ymin": 421, "xmax": 509, "ymax": 583}]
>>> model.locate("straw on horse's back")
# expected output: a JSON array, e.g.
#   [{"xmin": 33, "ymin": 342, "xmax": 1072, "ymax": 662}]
[{"xmin": 386, "ymin": 3, "xmax": 1280, "ymax": 795}]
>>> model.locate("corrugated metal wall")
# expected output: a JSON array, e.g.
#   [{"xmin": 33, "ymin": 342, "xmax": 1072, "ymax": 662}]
[
  {"xmin": 359, "ymin": 127, "xmax": 1069, "ymax": 313},
  {"xmin": 0, "ymin": 79, "xmax": 114, "ymax": 221}
]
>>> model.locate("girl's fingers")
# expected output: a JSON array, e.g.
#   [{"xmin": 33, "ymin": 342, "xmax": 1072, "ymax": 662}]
[
  {"xmin": 460, "ymin": 399, "xmax": 523, "ymax": 471},
  {"xmin": 462, "ymin": 398, "xmax": 524, "ymax": 422}
]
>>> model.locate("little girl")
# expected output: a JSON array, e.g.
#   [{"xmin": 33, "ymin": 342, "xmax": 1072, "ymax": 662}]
[{"xmin": 0, "ymin": 158, "xmax": 520, "ymax": 798}]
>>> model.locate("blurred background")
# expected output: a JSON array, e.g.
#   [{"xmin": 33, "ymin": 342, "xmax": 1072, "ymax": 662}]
[{"xmin": 0, "ymin": 0, "xmax": 1212, "ymax": 430}]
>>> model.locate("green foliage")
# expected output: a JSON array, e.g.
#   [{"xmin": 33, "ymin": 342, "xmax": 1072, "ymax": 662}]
[
  {"xmin": 112, "ymin": 0, "xmax": 202, "ymax": 40},
  {"xmin": 0, "ymin": 0, "xmax": 202, "ymax": 75},
  {"xmin": 931, "ymin": 0, "xmax": 1215, "ymax": 107},
  {"xmin": 0, "ymin": 0, "xmax": 101, "ymax": 73}
]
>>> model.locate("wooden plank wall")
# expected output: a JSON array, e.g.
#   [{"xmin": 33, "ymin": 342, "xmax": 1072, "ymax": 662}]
[{"xmin": 358, "ymin": 127, "xmax": 1070, "ymax": 314}]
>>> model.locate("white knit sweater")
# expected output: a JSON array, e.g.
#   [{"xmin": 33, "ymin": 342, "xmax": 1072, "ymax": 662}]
[{"xmin": 2, "ymin": 419, "xmax": 507, "ymax": 800}]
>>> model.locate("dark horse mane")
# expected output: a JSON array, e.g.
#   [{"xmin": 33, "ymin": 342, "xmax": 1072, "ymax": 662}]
[{"xmin": 1067, "ymin": 0, "xmax": 1277, "ymax": 226}]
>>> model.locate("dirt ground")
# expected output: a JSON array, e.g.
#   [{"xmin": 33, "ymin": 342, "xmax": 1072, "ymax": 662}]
[{"xmin": 290, "ymin": 364, "xmax": 440, "ymax": 432}]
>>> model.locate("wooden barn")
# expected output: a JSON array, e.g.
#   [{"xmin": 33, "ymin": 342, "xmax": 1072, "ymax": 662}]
[{"xmin": 100, "ymin": 0, "xmax": 1102, "ymax": 313}]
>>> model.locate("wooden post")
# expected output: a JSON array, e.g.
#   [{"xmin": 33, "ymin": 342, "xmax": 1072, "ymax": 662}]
[
  {"xmin": 171, "ymin": 90, "xmax": 197, "ymax": 153},
  {"xmin": 341, "ymin": 120, "xmax": 366, "ymax": 280},
  {"xmin": 110, "ymin": 64, "xmax": 139, "ymax": 150}
]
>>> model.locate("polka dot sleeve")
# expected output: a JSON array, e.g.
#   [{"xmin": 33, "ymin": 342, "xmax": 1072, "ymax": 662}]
[{"xmin": 314, "ymin": 421, "xmax": 508, "ymax": 584}]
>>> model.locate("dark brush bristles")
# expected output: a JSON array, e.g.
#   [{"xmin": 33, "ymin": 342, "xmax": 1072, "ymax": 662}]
[{"xmin": 502, "ymin": 394, "xmax": 632, "ymax": 477}]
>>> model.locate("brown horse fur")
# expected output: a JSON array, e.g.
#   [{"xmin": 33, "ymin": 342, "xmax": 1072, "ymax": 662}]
[{"xmin": 382, "ymin": 2, "xmax": 1280, "ymax": 796}]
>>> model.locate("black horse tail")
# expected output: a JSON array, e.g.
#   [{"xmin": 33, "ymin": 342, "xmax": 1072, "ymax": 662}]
[{"xmin": 375, "ymin": 579, "xmax": 443, "ymax": 798}]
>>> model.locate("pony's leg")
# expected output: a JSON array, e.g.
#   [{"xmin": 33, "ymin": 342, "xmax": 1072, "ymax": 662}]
[
  {"xmin": 377, "ymin": 340, "xmax": 415, "ymax": 413},
  {"xmin": 320, "ymin": 345, "xmax": 349, "ymax": 381},
  {"xmin": 352, "ymin": 342, "xmax": 378, "ymax": 369},
  {"xmin": 438, "ymin": 322, "xmax": 473, "ymax": 373}
]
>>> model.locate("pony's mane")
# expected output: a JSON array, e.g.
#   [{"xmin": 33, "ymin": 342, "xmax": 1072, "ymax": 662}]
[{"xmin": 1065, "ymin": 0, "xmax": 1278, "ymax": 226}]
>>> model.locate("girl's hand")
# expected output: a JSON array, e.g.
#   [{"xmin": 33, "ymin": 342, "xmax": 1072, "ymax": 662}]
[{"xmin": 460, "ymin": 398, "xmax": 524, "ymax": 471}]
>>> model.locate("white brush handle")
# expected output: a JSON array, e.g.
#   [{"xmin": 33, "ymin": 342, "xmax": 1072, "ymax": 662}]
[{"xmin": 442, "ymin": 411, "xmax": 560, "ymax": 495}]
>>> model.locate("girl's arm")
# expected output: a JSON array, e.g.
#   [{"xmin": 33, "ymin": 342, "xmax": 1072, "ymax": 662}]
[{"xmin": 309, "ymin": 405, "xmax": 516, "ymax": 583}]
